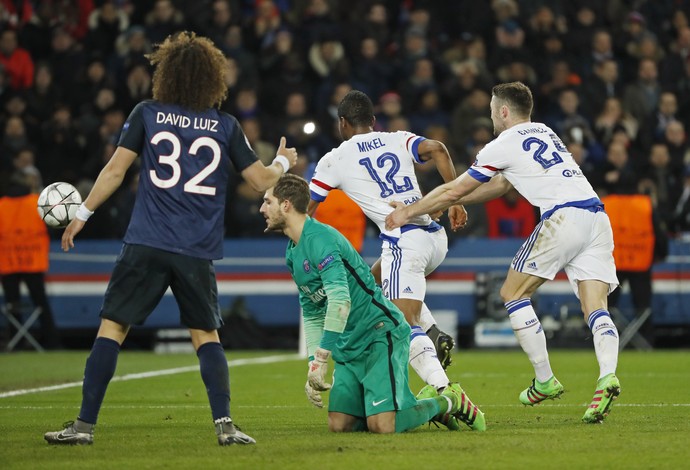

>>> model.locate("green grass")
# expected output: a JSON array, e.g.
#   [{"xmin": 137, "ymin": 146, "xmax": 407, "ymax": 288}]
[{"xmin": 1, "ymin": 350, "xmax": 689, "ymax": 469}]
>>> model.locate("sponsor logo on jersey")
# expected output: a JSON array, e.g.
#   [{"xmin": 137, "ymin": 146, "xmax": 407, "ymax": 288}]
[
  {"xmin": 318, "ymin": 255, "xmax": 335, "ymax": 270},
  {"xmin": 527, "ymin": 261, "xmax": 538, "ymax": 269},
  {"xmin": 403, "ymin": 286, "xmax": 413, "ymax": 294},
  {"xmin": 562, "ymin": 168, "xmax": 583, "ymax": 177},
  {"xmin": 602, "ymin": 329, "xmax": 618, "ymax": 338},
  {"xmin": 303, "ymin": 260, "xmax": 310, "ymax": 272}
]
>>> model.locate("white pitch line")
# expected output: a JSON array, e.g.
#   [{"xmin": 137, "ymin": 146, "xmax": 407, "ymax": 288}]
[{"xmin": 0, "ymin": 353, "xmax": 302, "ymax": 399}]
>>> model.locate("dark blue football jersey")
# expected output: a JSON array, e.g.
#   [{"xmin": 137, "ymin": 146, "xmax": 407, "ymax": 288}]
[{"xmin": 117, "ymin": 100, "xmax": 259, "ymax": 259}]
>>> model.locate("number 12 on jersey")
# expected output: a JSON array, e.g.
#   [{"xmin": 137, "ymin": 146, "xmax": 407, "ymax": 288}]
[{"xmin": 359, "ymin": 153, "xmax": 414, "ymax": 198}]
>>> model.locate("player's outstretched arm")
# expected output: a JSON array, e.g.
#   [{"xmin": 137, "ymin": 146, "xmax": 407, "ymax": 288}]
[
  {"xmin": 455, "ymin": 174, "xmax": 513, "ymax": 205},
  {"xmin": 62, "ymin": 146, "xmax": 138, "ymax": 251},
  {"xmin": 385, "ymin": 172, "xmax": 482, "ymax": 230},
  {"xmin": 242, "ymin": 136, "xmax": 298, "ymax": 192}
]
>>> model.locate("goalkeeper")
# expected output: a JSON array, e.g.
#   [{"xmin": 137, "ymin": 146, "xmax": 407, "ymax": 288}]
[{"xmin": 260, "ymin": 174, "xmax": 484, "ymax": 433}]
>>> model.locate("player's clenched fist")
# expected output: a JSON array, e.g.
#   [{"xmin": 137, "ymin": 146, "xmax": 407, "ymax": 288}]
[{"xmin": 308, "ymin": 347, "xmax": 332, "ymax": 391}]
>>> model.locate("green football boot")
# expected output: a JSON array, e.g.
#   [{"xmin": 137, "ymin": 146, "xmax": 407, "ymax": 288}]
[
  {"xmin": 519, "ymin": 376, "xmax": 564, "ymax": 405},
  {"xmin": 441, "ymin": 383, "xmax": 486, "ymax": 432},
  {"xmin": 582, "ymin": 374, "xmax": 621, "ymax": 424},
  {"xmin": 417, "ymin": 384, "xmax": 461, "ymax": 431}
]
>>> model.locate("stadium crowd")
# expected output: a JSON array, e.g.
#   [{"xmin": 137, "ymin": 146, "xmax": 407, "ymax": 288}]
[{"xmin": 1, "ymin": 0, "xmax": 690, "ymax": 241}]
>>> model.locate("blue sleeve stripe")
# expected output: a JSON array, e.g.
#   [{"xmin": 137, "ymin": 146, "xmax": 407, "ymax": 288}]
[
  {"xmin": 468, "ymin": 168, "xmax": 491, "ymax": 183},
  {"xmin": 310, "ymin": 190, "xmax": 326, "ymax": 202},
  {"xmin": 411, "ymin": 137, "xmax": 427, "ymax": 164}
]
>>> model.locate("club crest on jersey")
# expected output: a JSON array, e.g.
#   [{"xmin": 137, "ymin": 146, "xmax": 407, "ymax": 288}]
[
  {"xmin": 318, "ymin": 255, "xmax": 335, "ymax": 270},
  {"xmin": 303, "ymin": 260, "xmax": 310, "ymax": 272}
]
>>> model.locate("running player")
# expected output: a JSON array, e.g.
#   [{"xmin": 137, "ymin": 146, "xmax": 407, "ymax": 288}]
[
  {"xmin": 260, "ymin": 174, "xmax": 484, "ymax": 433},
  {"xmin": 386, "ymin": 81, "xmax": 621, "ymax": 424},
  {"xmin": 44, "ymin": 32, "xmax": 298, "ymax": 446}
]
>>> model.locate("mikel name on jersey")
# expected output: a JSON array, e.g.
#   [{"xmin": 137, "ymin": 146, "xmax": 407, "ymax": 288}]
[
  {"xmin": 156, "ymin": 112, "xmax": 218, "ymax": 132},
  {"xmin": 356, "ymin": 137, "xmax": 386, "ymax": 152}
]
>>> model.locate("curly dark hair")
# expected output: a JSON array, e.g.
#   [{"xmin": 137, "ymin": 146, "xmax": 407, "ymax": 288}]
[{"xmin": 146, "ymin": 31, "xmax": 227, "ymax": 111}]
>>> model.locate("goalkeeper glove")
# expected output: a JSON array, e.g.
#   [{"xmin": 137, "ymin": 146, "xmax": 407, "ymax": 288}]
[
  {"xmin": 308, "ymin": 347, "xmax": 332, "ymax": 391},
  {"xmin": 305, "ymin": 380, "xmax": 324, "ymax": 408}
]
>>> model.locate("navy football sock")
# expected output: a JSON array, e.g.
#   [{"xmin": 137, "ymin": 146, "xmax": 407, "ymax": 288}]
[
  {"xmin": 78, "ymin": 337, "xmax": 121, "ymax": 424},
  {"xmin": 197, "ymin": 342, "xmax": 231, "ymax": 421}
]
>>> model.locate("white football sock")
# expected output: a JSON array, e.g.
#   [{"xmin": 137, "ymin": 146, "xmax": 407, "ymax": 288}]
[
  {"xmin": 418, "ymin": 302, "xmax": 436, "ymax": 332},
  {"xmin": 587, "ymin": 309, "xmax": 619, "ymax": 378},
  {"xmin": 409, "ymin": 326, "xmax": 449, "ymax": 390},
  {"xmin": 505, "ymin": 299, "xmax": 553, "ymax": 383}
]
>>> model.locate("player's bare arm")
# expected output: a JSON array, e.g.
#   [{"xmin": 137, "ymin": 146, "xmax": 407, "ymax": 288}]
[
  {"xmin": 62, "ymin": 146, "xmax": 138, "ymax": 252},
  {"xmin": 307, "ymin": 199, "xmax": 319, "ymax": 216},
  {"xmin": 385, "ymin": 172, "xmax": 482, "ymax": 230},
  {"xmin": 417, "ymin": 138, "xmax": 467, "ymax": 229},
  {"xmin": 242, "ymin": 136, "xmax": 298, "ymax": 192},
  {"xmin": 455, "ymin": 174, "xmax": 513, "ymax": 206}
]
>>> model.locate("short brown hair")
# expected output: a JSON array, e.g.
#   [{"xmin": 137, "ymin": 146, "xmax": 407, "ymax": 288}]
[
  {"xmin": 273, "ymin": 174, "xmax": 310, "ymax": 214},
  {"xmin": 492, "ymin": 81, "xmax": 533, "ymax": 119},
  {"xmin": 147, "ymin": 31, "xmax": 227, "ymax": 111}
]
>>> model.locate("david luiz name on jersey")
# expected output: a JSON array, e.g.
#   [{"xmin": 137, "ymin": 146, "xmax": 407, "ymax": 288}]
[{"xmin": 155, "ymin": 112, "xmax": 219, "ymax": 132}]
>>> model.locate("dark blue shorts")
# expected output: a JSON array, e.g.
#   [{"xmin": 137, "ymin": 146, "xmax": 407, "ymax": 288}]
[{"xmin": 100, "ymin": 243, "xmax": 222, "ymax": 330}]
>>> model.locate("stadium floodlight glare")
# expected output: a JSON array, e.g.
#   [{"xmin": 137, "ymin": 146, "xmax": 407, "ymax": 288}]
[{"xmin": 303, "ymin": 121, "xmax": 316, "ymax": 135}]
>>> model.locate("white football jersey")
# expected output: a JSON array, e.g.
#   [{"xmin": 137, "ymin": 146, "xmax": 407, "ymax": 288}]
[
  {"xmin": 310, "ymin": 131, "xmax": 433, "ymax": 238},
  {"xmin": 469, "ymin": 122, "xmax": 599, "ymax": 217}
]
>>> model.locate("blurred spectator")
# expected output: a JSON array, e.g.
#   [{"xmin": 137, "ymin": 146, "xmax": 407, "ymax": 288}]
[
  {"xmin": 581, "ymin": 58, "xmax": 621, "ymax": 120},
  {"xmin": 24, "ymin": 62, "xmax": 62, "ymax": 126},
  {"xmin": 350, "ymin": 36, "xmax": 393, "ymax": 102},
  {"xmin": 48, "ymin": 28, "xmax": 87, "ymax": 94},
  {"xmin": 408, "ymin": 88, "xmax": 449, "ymax": 135},
  {"xmin": 663, "ymin": 121, "xmax": 690, "ymax": 172},
  {"xmin": 660, "ymin": 26, "xmax": 690, "ymax": 91},
  {"xmin": 399, "ymin": 57, "xmax": 437, "ymax": 113},
  {"xmin": 450, "ymin": 88, "xmax": 491, "ymax": 164},
  {"xmin": 85, "ymin": 1, "xmax": 129, "ymax": 58},
  {"xmin": 639, "ymin": 91, "xmax": 679, "ymax": 151},
  {"xmin": 623, "ymin": 58, "xmax": 662, "ymax": 125},
  {"xmin": 109, "ymin": 26, "xmax": 151, "ymax": 84},
  {"xmin": 644, "ymin": 143, "xmax": 683, "ymax": 226},
  {"xmin": 144, "ymin": 0, "xmax": 184, "ymax": 45},
  {"xmin": 1, "ymin": 115, "xmax": 29, "ymax": 168},
  {"xmin": 593, "ymin": 97, "xmax": 638, "ymax": 149},
  {"xmin": 203, "ymin": 0, "xmax": 239, "ymax": 47},
  {"xmin": 547, "ymin": 88, "xmax": 599, "ymax": 156},
  {"xmin": 590, "ymin": 141, "xmax": 638, "ymax": 196},
  {"xmin": 373, "ymin": 90, "xmax": 402, "ymax": 132},
  {"xmin": 485, "ymin": 188, "xmax": 536, "ymax": 238},
  {"xmin": 38, "ymin": 104, "xmax": 85, "ymax": 183},
  {"xmin": 0, "ymin": 28, "xmax": 34, "ymax": 90},
  {"xmin": 307, "ymin": 33, "xmax": 349, "ymax": 84},
  {"xmin": 117, "ymin": 63, "xmax": 152, "ymax": 112},
  {"xmin": 343, "ymin": 2, "xmax": 391, "ymax": 54},
  {"xmin": 671, "ymin": 166, "xmax": 690, "ymax": 233},
  {"xmin": 241, "ymin": 116, "xmax": 275, "ymax": 165}
]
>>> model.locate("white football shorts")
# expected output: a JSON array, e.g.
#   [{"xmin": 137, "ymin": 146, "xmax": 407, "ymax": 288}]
[
  {"xmin": 380, "ymin": 227, "xmax": 448, "ymax": 301},
  {"xmin": 511, "ymin": 207, "xmax": 619, "ymax": 297}
]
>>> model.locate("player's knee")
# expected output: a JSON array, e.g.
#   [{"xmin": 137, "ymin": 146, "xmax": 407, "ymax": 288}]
[
  {"xmin": 328, "ymin": 415, "xmax": 352, "ymax": 433},
  {"xmin": 366, "ymin": 419, "xmax": 395, "ymax": 434},
  {"xmin": 499, "ymin": 285, "xmax": 519, "ymax": 303}
]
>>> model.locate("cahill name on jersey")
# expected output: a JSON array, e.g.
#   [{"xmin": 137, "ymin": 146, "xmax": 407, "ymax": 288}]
[
  {"xmin": 468, "ymin": 122, "xmax": 599, "ymax": 217},
  {"xmin": 309, "ymin": 131, "xmax": 434, "ymax": 238}
]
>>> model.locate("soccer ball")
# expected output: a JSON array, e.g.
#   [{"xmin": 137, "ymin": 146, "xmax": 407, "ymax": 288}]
[{"xmin": 37, "ymin": 182, "xmax": 83, "ymax": 228}]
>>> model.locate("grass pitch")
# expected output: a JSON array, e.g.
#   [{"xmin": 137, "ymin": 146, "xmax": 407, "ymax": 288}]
[{"xmin": 1, "ymin": 349, "xmax": 689, "ymax": 469}]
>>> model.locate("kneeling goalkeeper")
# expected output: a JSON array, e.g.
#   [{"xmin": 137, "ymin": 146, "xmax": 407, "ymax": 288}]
[{"xmin": 260, "ymin": 174, "xmax": 466, "ymax": 433}]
